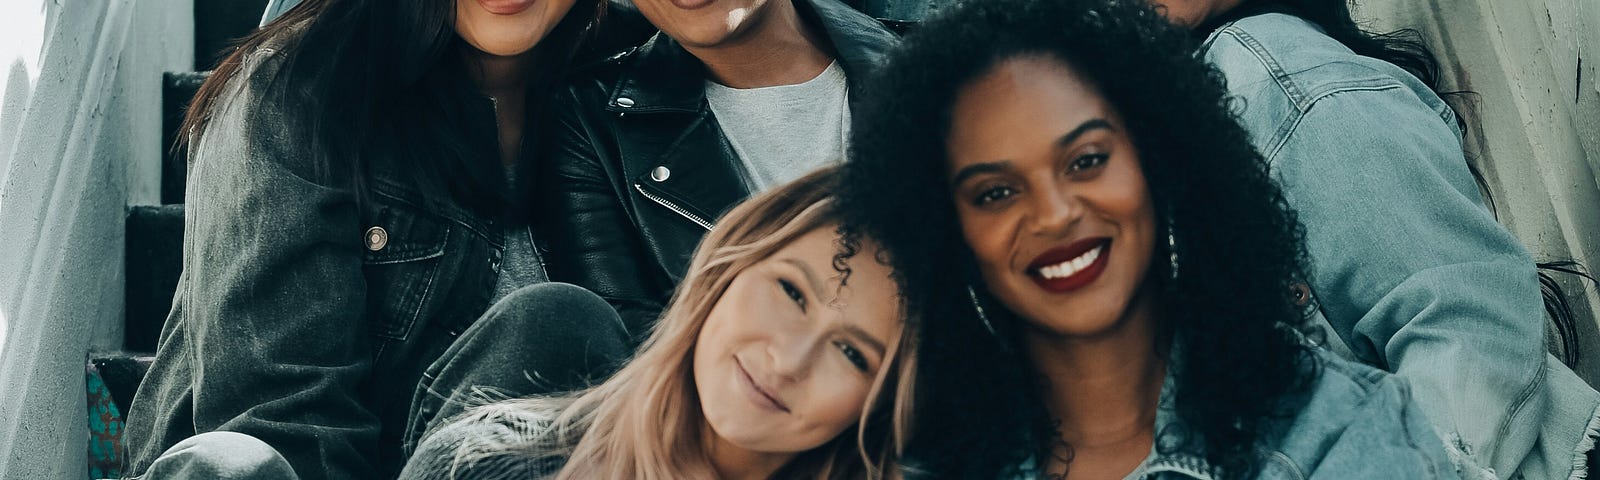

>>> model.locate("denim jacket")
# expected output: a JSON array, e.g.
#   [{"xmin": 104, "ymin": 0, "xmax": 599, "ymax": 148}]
[
  {"xmin": 1006, "ymin": 349, "xmax": 1458, "ymax": 479},
  {"xmin": 121, "ymin": 40, "xmax": 544, "ymax": 480},
  {"xmin": 1199, "ymin": 13, "xmax": 1600, "ymax": 479}
]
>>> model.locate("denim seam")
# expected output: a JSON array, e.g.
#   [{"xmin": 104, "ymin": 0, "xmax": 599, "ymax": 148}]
[
  {"xmin": 1495, "ymin": 340, "xmax": 1547, "ymax": 456},
  {"xmin": 1261, "ymin": 84, "xmax": 1408, "ymax": 164},
  {"xmin": 1216, "ymin": 28, "xmax": 1308, "ymax": 111},
  {"xmin": 1266, "ymin": 450, "xmax": 1304, "ymax": 480}
]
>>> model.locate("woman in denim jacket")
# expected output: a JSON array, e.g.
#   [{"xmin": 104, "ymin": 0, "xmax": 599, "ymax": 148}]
[
  {"xmin": 119, "ymin": 1, "xmax": 640, "ymax": 479},
  {"xmin": 839, "ymin": 0, "xmax": 1458, "ymax": 477},
  {"xmin": 1144, "ymin": 1, "xmax": 1600, "ymax": 478}
]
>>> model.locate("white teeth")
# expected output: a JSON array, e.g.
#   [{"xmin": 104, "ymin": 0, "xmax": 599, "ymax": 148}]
[{"xmin": 1037, "ymin": 245, "xmax": 1103, "ymax": 280}]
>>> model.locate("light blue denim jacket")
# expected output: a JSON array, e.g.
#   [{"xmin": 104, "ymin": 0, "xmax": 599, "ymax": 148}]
[
  {"xmin": 1199, "ymin": 13, "xmax": 1600, "ymax": 480},
  {"xmin": 1006, "ymin": 349, "xmax": 1458, "ymax": 479}
]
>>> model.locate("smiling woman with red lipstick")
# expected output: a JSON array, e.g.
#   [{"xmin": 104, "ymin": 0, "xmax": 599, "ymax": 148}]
[
  {"xmin": 840, "ymin": 0, "xmax": 1463, "ymax": 479},
  {"xmin": 118, "ymin": 0, "xmax": 623, "ymax": 478},
  {"xmin": 398, "ymin": 167, "xmax": 916, "ymax": 480}
]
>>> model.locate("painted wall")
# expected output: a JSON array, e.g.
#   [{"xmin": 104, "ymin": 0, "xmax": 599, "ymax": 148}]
[{"xmin": 0, "ymin": 0, "xmax": 192, "ymax": 477}]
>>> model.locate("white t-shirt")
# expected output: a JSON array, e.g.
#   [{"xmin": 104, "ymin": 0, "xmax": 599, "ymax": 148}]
[{"xmin": 704, "ymin": 61, "xmax": 850, "ymax": 192}]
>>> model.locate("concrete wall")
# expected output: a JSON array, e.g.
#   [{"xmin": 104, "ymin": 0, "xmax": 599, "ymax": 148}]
[
  {"xmin": 0, "ymin": 0, "xmax": 192, "ymax": 477},
  {"xmin": 1357, "ymin": 0, "xmax": 1600, "ymax": 383}
]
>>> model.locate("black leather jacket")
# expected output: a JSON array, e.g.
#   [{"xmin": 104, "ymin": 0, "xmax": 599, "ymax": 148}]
[{"xmin": 536, "ymin": 0, "xmax": 897, "ymax": 339}]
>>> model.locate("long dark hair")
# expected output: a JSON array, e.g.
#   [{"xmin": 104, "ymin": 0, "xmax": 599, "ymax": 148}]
[
  {"xmin": 839, "ymin": 0, "xmax": 1318, "ymax": 477},
  {"xmin": 1228, "ymin": 0, "xmax": 1593, "ymax": 366},
  {"xmin": 178, "ymin": 0, "xmax": 602, "ymax": 215}
]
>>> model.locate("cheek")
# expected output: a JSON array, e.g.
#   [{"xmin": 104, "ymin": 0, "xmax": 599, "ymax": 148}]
[
  {"xmin": 799, "ymin": 370, "xmax": 871, "ymax": 434},
  {"xmin": 957, "ymin": 207, "xmax": 1016, "ymax": 279}
]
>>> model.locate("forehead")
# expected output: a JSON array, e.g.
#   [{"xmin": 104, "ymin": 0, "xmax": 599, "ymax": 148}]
[
  {"xmin": 946, "ymin": 56, "xmax": 1114, "ymax": 165},
  {"xmin": 772, "ymin": 227, "xmax": 902, "ymax": 336}
]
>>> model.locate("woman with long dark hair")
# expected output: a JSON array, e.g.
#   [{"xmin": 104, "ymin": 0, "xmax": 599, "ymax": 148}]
[
  {"xmin": 840, "ymin": 0, "xmax": 1458, "ymax": 477},
  {"xmin": 121, "ymin": 0, "xmax": 617, "ymax": 478},
  {"xmin": 1156, "ymin": 0, "xmax": 1599, "ymax": 477}
]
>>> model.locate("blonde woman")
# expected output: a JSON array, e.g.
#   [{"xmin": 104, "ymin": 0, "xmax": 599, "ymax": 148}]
[{"xmin": 398, "ymin": 167, "xmax": 915, "ymax": 480}]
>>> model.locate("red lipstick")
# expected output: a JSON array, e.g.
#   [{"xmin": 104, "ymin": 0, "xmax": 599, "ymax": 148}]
[{"xmin": 1026, "ymin": 237, "xmax": 1112, "ymax": 293}]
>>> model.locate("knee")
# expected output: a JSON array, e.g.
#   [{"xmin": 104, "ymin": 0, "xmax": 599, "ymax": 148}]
[
  {"xmin": 147, "ymin": 431, "xmax": 296, "ymax": 480},
  {"xmin": 483, "ymin": 282, "xmax": 628, "ymax": 347}
]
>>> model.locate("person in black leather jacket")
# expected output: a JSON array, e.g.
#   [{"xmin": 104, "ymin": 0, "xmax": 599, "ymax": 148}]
[{"xmin": 536, "ymin": 0, "xmax": 898, "ymax": 341}]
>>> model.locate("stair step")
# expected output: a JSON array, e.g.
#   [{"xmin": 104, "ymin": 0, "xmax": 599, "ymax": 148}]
[
  {"xmin": 125, "ymin": 205, "xmax": 185, "ymax": 352},
  {"xmin": 162, "ymin": 71, "xmax": 208, "ymax": 205}
]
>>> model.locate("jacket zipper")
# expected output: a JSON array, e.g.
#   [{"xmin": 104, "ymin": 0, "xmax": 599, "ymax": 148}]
[{"xmin": 633, "ymin": 183, "xmax": 714, "ymax": 231}]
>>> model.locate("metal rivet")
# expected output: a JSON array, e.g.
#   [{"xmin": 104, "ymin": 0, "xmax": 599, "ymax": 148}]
[
  {"xmin": 616, "ymin": 97, "xmax": 635, "ymax": 108},
  {"xmin": 365, "ymin": 226, "xmax": 388, "ymax": 251},
  {"xmin": 1290, "ymin": 283, "xmax": 1311, "ymax": 306},
  {"xmin": 650, "ymin": 166, "xmax": 671, "ymax": 182}
]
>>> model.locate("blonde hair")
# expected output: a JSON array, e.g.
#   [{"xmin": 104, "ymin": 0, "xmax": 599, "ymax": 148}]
[{"xmin": 454, "ymin": 166, "xmax": 917, "ymax": 479}]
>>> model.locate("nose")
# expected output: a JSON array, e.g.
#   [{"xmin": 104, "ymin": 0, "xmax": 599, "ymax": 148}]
[
  {"xmin": 1026, "ymin": 182, "xmax": 1078, "ymax": 236},
  {"xmin": 766, "ymin": 330, "xmax": 822, "ymax": 384}
]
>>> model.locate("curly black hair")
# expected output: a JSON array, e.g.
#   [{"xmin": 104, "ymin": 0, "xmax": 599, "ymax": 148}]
[{"xmin": 837, "ymin": 0, "xmax": 1321, "ymax": 477}]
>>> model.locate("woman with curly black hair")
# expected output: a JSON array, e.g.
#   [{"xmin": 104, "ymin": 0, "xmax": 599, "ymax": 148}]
[
  {"xmin": 1159, "ymin": 0, "xmax": 1600, "ymax": 478},
  {"xmin": 838, "ymin": 0, "xmax": 1458, "ymax": 477}
]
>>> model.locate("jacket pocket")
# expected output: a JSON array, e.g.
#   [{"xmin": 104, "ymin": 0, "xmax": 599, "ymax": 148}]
[{"xmin": 361, "ymin": 201, "xmax": 450, "ymax": 342}]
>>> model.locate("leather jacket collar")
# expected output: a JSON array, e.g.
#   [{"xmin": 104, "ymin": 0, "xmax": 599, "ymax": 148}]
[{"xmin": 603, "ymin": 0, "xmax": 898, "ymax": 114}]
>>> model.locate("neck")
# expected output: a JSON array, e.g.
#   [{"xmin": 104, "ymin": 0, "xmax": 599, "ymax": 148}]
[
  {"xmin": 465, "ymin": 48, "xmax": 537, "ymax": 167},
  {"xmin": 467, "ymin": 48, "xmax": 536, "ymax": 97},
  {"xmin": 1023, "ymin": 292, "xmax": 1166, "ymax": 448},
  {"xmin": 703, "ymin": 423, "xmax": 795, "ymax": 480},
  {"xmin": 686, "ymin": 1, "xmax": 835, "ymax": 89}
]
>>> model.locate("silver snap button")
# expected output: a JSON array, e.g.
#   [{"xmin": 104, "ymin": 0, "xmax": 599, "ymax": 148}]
[
  {"xmin": 365, "ymin": 226, "xmax": 388, "ymax": 251},
  {"xmin": 650, "ymin": 166, "xmax": 671, "ymax": 182},
  {"xmin": 616, "ymin": 97, "xmax": 635, "ymax": 108}
]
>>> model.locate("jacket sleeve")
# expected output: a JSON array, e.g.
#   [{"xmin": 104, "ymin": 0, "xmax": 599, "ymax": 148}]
[
  {"xmin": 1268, "ymin": 87, "xmax": 1545, "ymax": 475},
  {"xmin": 172, "ymin": 52, "xmax": 381, "ymax": 479},
  {"xmin": 536, "ymin": 86, "xmax": 667, "ymax": 341},
  {"xmin": 1305, "ymin": 376, "xmax": 1463, "ymax": 479}
]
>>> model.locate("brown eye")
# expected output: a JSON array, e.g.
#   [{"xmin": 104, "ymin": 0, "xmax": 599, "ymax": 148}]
[
  {"xmin": 973, "ymin": 185, "xmax": 1017, "ymax": 206},
  {"xmin": 1068, "ymin": 153, "xmax": 1109, "ymax": 172},
  {"xmin": 779, "ymin": 278, "xmax": 806, "ymax": 311},
  {"xmin": 835, "ymin": 341, "xmax": 869, "ymax": 371}
]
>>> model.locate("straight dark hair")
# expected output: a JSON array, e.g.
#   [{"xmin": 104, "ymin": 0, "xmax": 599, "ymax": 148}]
[{"xmin": 178, "ymin": 0, "xmax": 603, "ymax": 216}]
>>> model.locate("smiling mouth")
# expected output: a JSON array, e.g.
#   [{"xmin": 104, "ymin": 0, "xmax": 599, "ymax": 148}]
[
  {"xmin": 476, "ymin": 0, "xmax": 537, "ymax": 15},
  {"xmin": 669, "ymin": 0, "xmax": 717, "ymax": 10},
  {"xmin": 735, "ymin": 357, "xmax": 790, "ymax": 413},
  {"xmin": 1026, "ymin": 237, "xmax": 1112, "ymax": 293}
]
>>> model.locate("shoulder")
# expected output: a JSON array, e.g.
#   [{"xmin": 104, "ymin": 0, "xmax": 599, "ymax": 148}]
[
  {"xmin": 1257, "ymin": 350, "xmax": 1457, "ymax": 478},
  {"xmin": 563, "ymin": 41, "xmax": 640, "ymax": 101},
  {"xmin": 1201, "ymin": 13, "xmax": 1434, "ymax": 113},
  {"xmin": 400, "ymin": 402, "xmax": 572, "ymax": 480}
]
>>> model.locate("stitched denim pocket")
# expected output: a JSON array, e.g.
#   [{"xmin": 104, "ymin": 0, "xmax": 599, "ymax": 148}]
[{"xmin": 361, "ymin": 201, "xmax": 450, "ymax": 341}]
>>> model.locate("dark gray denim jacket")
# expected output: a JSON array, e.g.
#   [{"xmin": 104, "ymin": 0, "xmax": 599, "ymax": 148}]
[{"xmin": 122, "ymin": 40, "xmax": 538, "ymax": 480}]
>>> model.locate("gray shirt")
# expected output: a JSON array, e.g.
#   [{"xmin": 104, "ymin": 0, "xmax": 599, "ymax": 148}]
[{"xmin": 705, "ymin": 61, "xmax": 850, "ymax": 191}]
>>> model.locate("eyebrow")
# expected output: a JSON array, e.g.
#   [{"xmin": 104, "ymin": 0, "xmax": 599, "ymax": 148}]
[
  {"xmin": 949, "ymin": 118, "xmax": 1116, "ymax": 187},
  {"xmin": 782, "ymin": 258, "xmax": 826, "ymax": 302}
]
